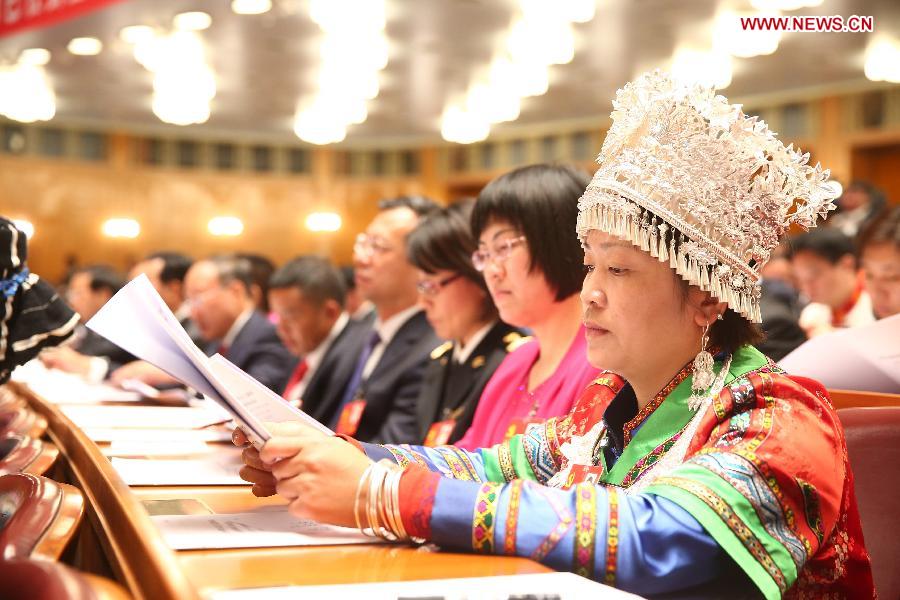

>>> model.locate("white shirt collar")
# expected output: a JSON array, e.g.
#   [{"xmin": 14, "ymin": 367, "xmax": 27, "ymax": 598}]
[
  {"xmin": 304, "ymin": 312, "xmax": 349, "ymax": 373},
  {"xmin": 373, "ymin": 304, "xmax": 422, "ymax": 347},
  {"xmin": 222, "ymin": 308, "xmax": 254, "ymax": 348},
  {"xmin": 453, "ymin": 320, "xmax": 497, "ymax": 364}
]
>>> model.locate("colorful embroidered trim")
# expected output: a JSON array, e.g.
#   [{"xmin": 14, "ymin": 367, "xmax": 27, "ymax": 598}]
[
  {"xmin": 523, "ymin": 423, "xmax": 557, "ymax": 483},
  {"xmin": 530, "ymin": 483, "xmax": 574, "ymax": 561},
  {"xmin": 619, "ymin": 429, "xmax": 684, "ymax": 488},
  {"xmin": 498, "ymin": 442, "xmax": 517, "ymax": 482},
  {"xmin": 450, "ymin": 446, "xmax": 483, "ymax": 482},
  {"xmin": 623, "ymin": 362, "xmax": 692, "ymax": 444},
  {"xmin": 435, "ymin": 446, "xmax": 481, "ymax": 482},
  {"xmin": 398, "ymin": 444, "xmax": 432, "ymax": 468},
  {"xmin": 574, "ymin": 483, "xmax": 597, "ymax": 578},
  {"xmin": 472, "ymin": 482, "xmax": 502, "ymax": 553},
  {"xmin": 386, "ymin": 446, "xmax": 411, "ymax": 468},
  {"xmin": 544, "ymin": 417, "xmax": 564, "ymax": 469},
  {"xmin": 504, "ymin": 480, "xmax": 524, "ymax": 555},
  {"xmin": 604, "ymin": 487, "xmax": 619, "ymax": 585},
  {"xmin": 654, "ymin": 475, "xmax": 788, "ymax": 594}
]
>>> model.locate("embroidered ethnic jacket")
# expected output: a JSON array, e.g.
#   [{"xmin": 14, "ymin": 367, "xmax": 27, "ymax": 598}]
[{"xmin": 378, "ymin": 345, "xmax": 874, "ymax": 599}]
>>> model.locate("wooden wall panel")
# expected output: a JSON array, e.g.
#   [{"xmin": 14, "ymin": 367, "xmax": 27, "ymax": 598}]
[{"xmin": 0, "ymin": 154, "xmax": 444, "ymax": 283}]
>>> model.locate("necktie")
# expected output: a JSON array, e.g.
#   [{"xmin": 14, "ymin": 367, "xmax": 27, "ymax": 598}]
[
  {"xmin": 281, "ymin": 359, "xmax": 309, "ymax": 400},
  {"xmin": 216, "ymin": 343, "xmax": 229, "ymax": 358},
  {"xmin": 331, "ymin": 329, "xmax": 381, "ymax": 427}
]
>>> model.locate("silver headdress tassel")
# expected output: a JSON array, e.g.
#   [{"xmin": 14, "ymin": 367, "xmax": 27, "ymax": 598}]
[{"xmin": 576, "ymin": 70, "xmax": 839, "ymax": 323}]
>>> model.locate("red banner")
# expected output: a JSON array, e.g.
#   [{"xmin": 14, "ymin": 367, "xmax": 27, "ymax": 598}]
[{"xmin": 1, "ymin": 0, "xmax": 125, "ymax": 38}]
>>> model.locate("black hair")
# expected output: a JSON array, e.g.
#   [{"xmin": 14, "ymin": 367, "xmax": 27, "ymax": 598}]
[
  {"xmin": 236, "ymin": 253, "xmax": 276, "ymax": 312},
  {"xmin": 859, "ymin": 206, "xmax": 900, "ymax": 252},
  {"xmin": 791, "ymin": 228, "xmax": 856, "ymax": 265},
  {"xmin": 269, "ymin": 256, "xmax": 347, "ymax": 309},
  {"xmin": 472, "ymin": 164, "xmax": 589, "ymax": 301},
  {"xmin": 339, "ymin": 265, "xmax": 356, "ymax": 291},
  {"xmin": 407, "ymin": 199, "xmax": 495, "ymax": 316},
  {"xmin": 378, "ymin": 195, "xmax": 440, "ymax": 218},
  {"xmin": 145, "ymin": 251, "xmax": 193, "ymax": 284},
  {"xmin": 73, "ymin": 265, "xmax": 125, "ymax": 296}
]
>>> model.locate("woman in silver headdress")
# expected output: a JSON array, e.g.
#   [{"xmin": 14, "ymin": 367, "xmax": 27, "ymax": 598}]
[{"xmin": 234, "ymin": 72, "xmax": 875, "ymax": 599}]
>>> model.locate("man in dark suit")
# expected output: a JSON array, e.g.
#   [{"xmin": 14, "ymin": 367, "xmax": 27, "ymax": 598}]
[
  {"xmin": 267, "ymin": 256, "xmax": 369, "ymax": 425},
  {"xmin": 40, "ymin": 265, "xmax": 137, "ymax": 381},
  {"xmin": 332, "ymin": 196, "xmax": 441, "ymax": 444},
  {"xmin": 184, "ymin": 256, "xmax": 295, "ymax": 393}
]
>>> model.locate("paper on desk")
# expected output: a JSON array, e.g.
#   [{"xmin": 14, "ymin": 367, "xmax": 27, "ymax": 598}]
[
  {"xmin": 12, "ymin": 360, "xmax": 142, "ymax": 404},
  {"xmin": 152, "ymin": 507, "xmax": 376, "ymax": 550},
  {"xmin": 111, "ymin": 453, "xmax": 247, "ymax": 486},
  {"xmin": 84, "ymin": 428, "xmax": 233, "ymax": 443},
  {"xmin": 779, "ymin": 314, "xmax": 900, "ymax": 393},
  {"xmin": 207, "ymin": 572, "xmax": 643, "ymax": 600},
  {"xmin": 86, "ymin": 275, "xmax": 330, "ymax": 446},
  {"xmin": 60, "ymin": 404, "xmax": 231, "ymax": 430},
  {"xmin": 105, "ymin": 439, "xmax": 212, "ymax": 457}
]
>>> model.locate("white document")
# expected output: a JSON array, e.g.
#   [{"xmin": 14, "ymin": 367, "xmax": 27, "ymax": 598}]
[
  {"xmin": 105, "ymin": 439, "xmax": 212, "ymax": 457},
  {"xmin": 152, "ymin": 507, "xmax": 377, "ymax": 550},
  {"xmin": 84, "ymin": 427, "xmax": 233, "ymax": 443},
  {"xmin": 86, "ymin": 275, "xmax": 330, "ymax": 446},
  {"xmin": 13, "ymin": 360, "xmax": 142, "ymax": 404},
  {"xmin": 779, "ymin": 314, "xmax": 900, "ymax": 393},
  {"xmin": 208, "ymin": 572, "xmax": 644, "ymax": 600},
  {"xmin": 111, "ymin": 454, "xmax": 247, "ymax": 486},
  {"xmin": 60, "ymin": 405, "xmax": 231, "ymax": 430}
]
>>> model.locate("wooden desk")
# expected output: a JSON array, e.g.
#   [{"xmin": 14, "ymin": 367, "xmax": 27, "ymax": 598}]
[
  {"xmin": 8, "ymin": 381, "xmax": 550, "ymax": 599},
  {"xmin": 828, "ymin": 388, "xmax": 900, "ymax": 409}
]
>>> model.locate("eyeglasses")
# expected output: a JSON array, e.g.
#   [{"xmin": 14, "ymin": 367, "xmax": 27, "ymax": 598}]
[
  {"xmin": 184, "ymin": 285, "xmax": 224, "ymax": 308},
  {"xmin": 472, "ymin": 236, "xmax": 527, "ymax": 272},
  {"xmin": 354, "ymin": 233, "xmax": 393, "ymax": 258},
  {"xmin": 417, "ymin": 274, "xmax": 462, "ymax": 297}
]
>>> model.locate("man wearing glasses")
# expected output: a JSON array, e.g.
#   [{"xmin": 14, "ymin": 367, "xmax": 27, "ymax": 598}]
[{"xmin": 329, "ymin": 196, "xmax": 441, "ymax": 444}]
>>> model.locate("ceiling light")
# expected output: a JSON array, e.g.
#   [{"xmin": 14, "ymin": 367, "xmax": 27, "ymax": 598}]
[
  {"xmin": 440, "ymin": 105, "xmax": 490, "ymax": 144},
  {"xmin": 102, "ymin": 218, "xmax": 140, "ymax": 239},
  {"xmin": 120, "ymin": 25, "xmax": 155, "ymax": 44},
  {"xmin": 305, "ymin": 212, "xmax": 342, "ymax": 232},
  {"xmin": 0, "ymin": 64, "xmax": 56, "ymax": 123},
  {"xmin": 232, "ymin": 0, "xmax": 272, "ymax": 15},
  {"xmin": 12, "ymin": 219, "xmax": 34, "ymax": 239},
  {"xmin": 67, "ymin": 37, "xmax": 103, "ymax": 56},
  {"xmin": 19, "ymin": 48, "xmax": 51, "ymax": 66},
  {"xmin": 208, "ymin": 217, "xmax": 244, "ymax": 237},
  {"xmin": 174, "ymin": 11, "xmax": 212, "ymax": 31},
  {"xmin": 864, "ymin": 38, "xmax": 900, "ymax": 83}
]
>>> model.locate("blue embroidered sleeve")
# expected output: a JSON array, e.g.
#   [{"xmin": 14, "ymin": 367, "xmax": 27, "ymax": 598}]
[{"xmin": 424, "ymin": 475, "xmax": 730, "ymax": 595}]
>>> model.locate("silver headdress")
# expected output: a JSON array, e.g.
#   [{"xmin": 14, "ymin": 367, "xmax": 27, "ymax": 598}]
[{"xmin": 576, "ymin": 70, "xmax": 839, "ymax": 322}]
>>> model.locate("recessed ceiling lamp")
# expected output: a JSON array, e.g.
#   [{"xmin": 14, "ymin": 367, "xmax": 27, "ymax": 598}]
[
  {"xmin": 864, "ymin": 38, "xmax": 900, "ymax": 83},
  {"xmin": 232, "ymin": 0, "xmax": 272, "ymax": 15},
  {"xmin": 0, "ymin": 63, "xmax": 56, "ymax": 122},
  {"xmin": 101, "ymin": 218, "xmax": 140, "ymax": 239},
  {"xmin": 19, "ymin": 48, "xmax": 51, "ymax": 66},
  {"xmin": 208, "ymin": 216, "xmax": 244, "ymax": 237},
  {"xmin": 120, "ymin": 25, "xmax": 155, "ymax": 44},
  {"xmin": 174, "ymin": 11, "xmax": 212, "ymax": 31},
  {"xmin": 67, "ymin": 37, "xmax": 103, "ymax": 56},
  {"xmin": 305, "ymin": 212, "xmax": 342, "ymax": 232}
]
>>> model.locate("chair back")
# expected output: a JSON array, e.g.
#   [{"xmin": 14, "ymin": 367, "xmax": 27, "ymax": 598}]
[
  {"xmin": 838, "ymin": 407, "xmax": 900, "ymax": 600},
  {"xmin": 0, "ymin": 472, "xmax": 84, "ymax": 560}
]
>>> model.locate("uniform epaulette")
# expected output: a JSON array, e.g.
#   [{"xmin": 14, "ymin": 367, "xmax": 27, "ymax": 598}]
[
  {"xmin": 430, "ymin": 341, "xmax": 453, "ymax": 360},
  {"xmin": 503, "ymin": 332, "xmax": 532, "ymax": 353}
]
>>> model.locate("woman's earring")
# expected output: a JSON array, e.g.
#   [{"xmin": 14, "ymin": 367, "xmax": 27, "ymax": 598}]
[{"xmin": 689, "ymin": 321, "xmax": 714, "ymax": 411}]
